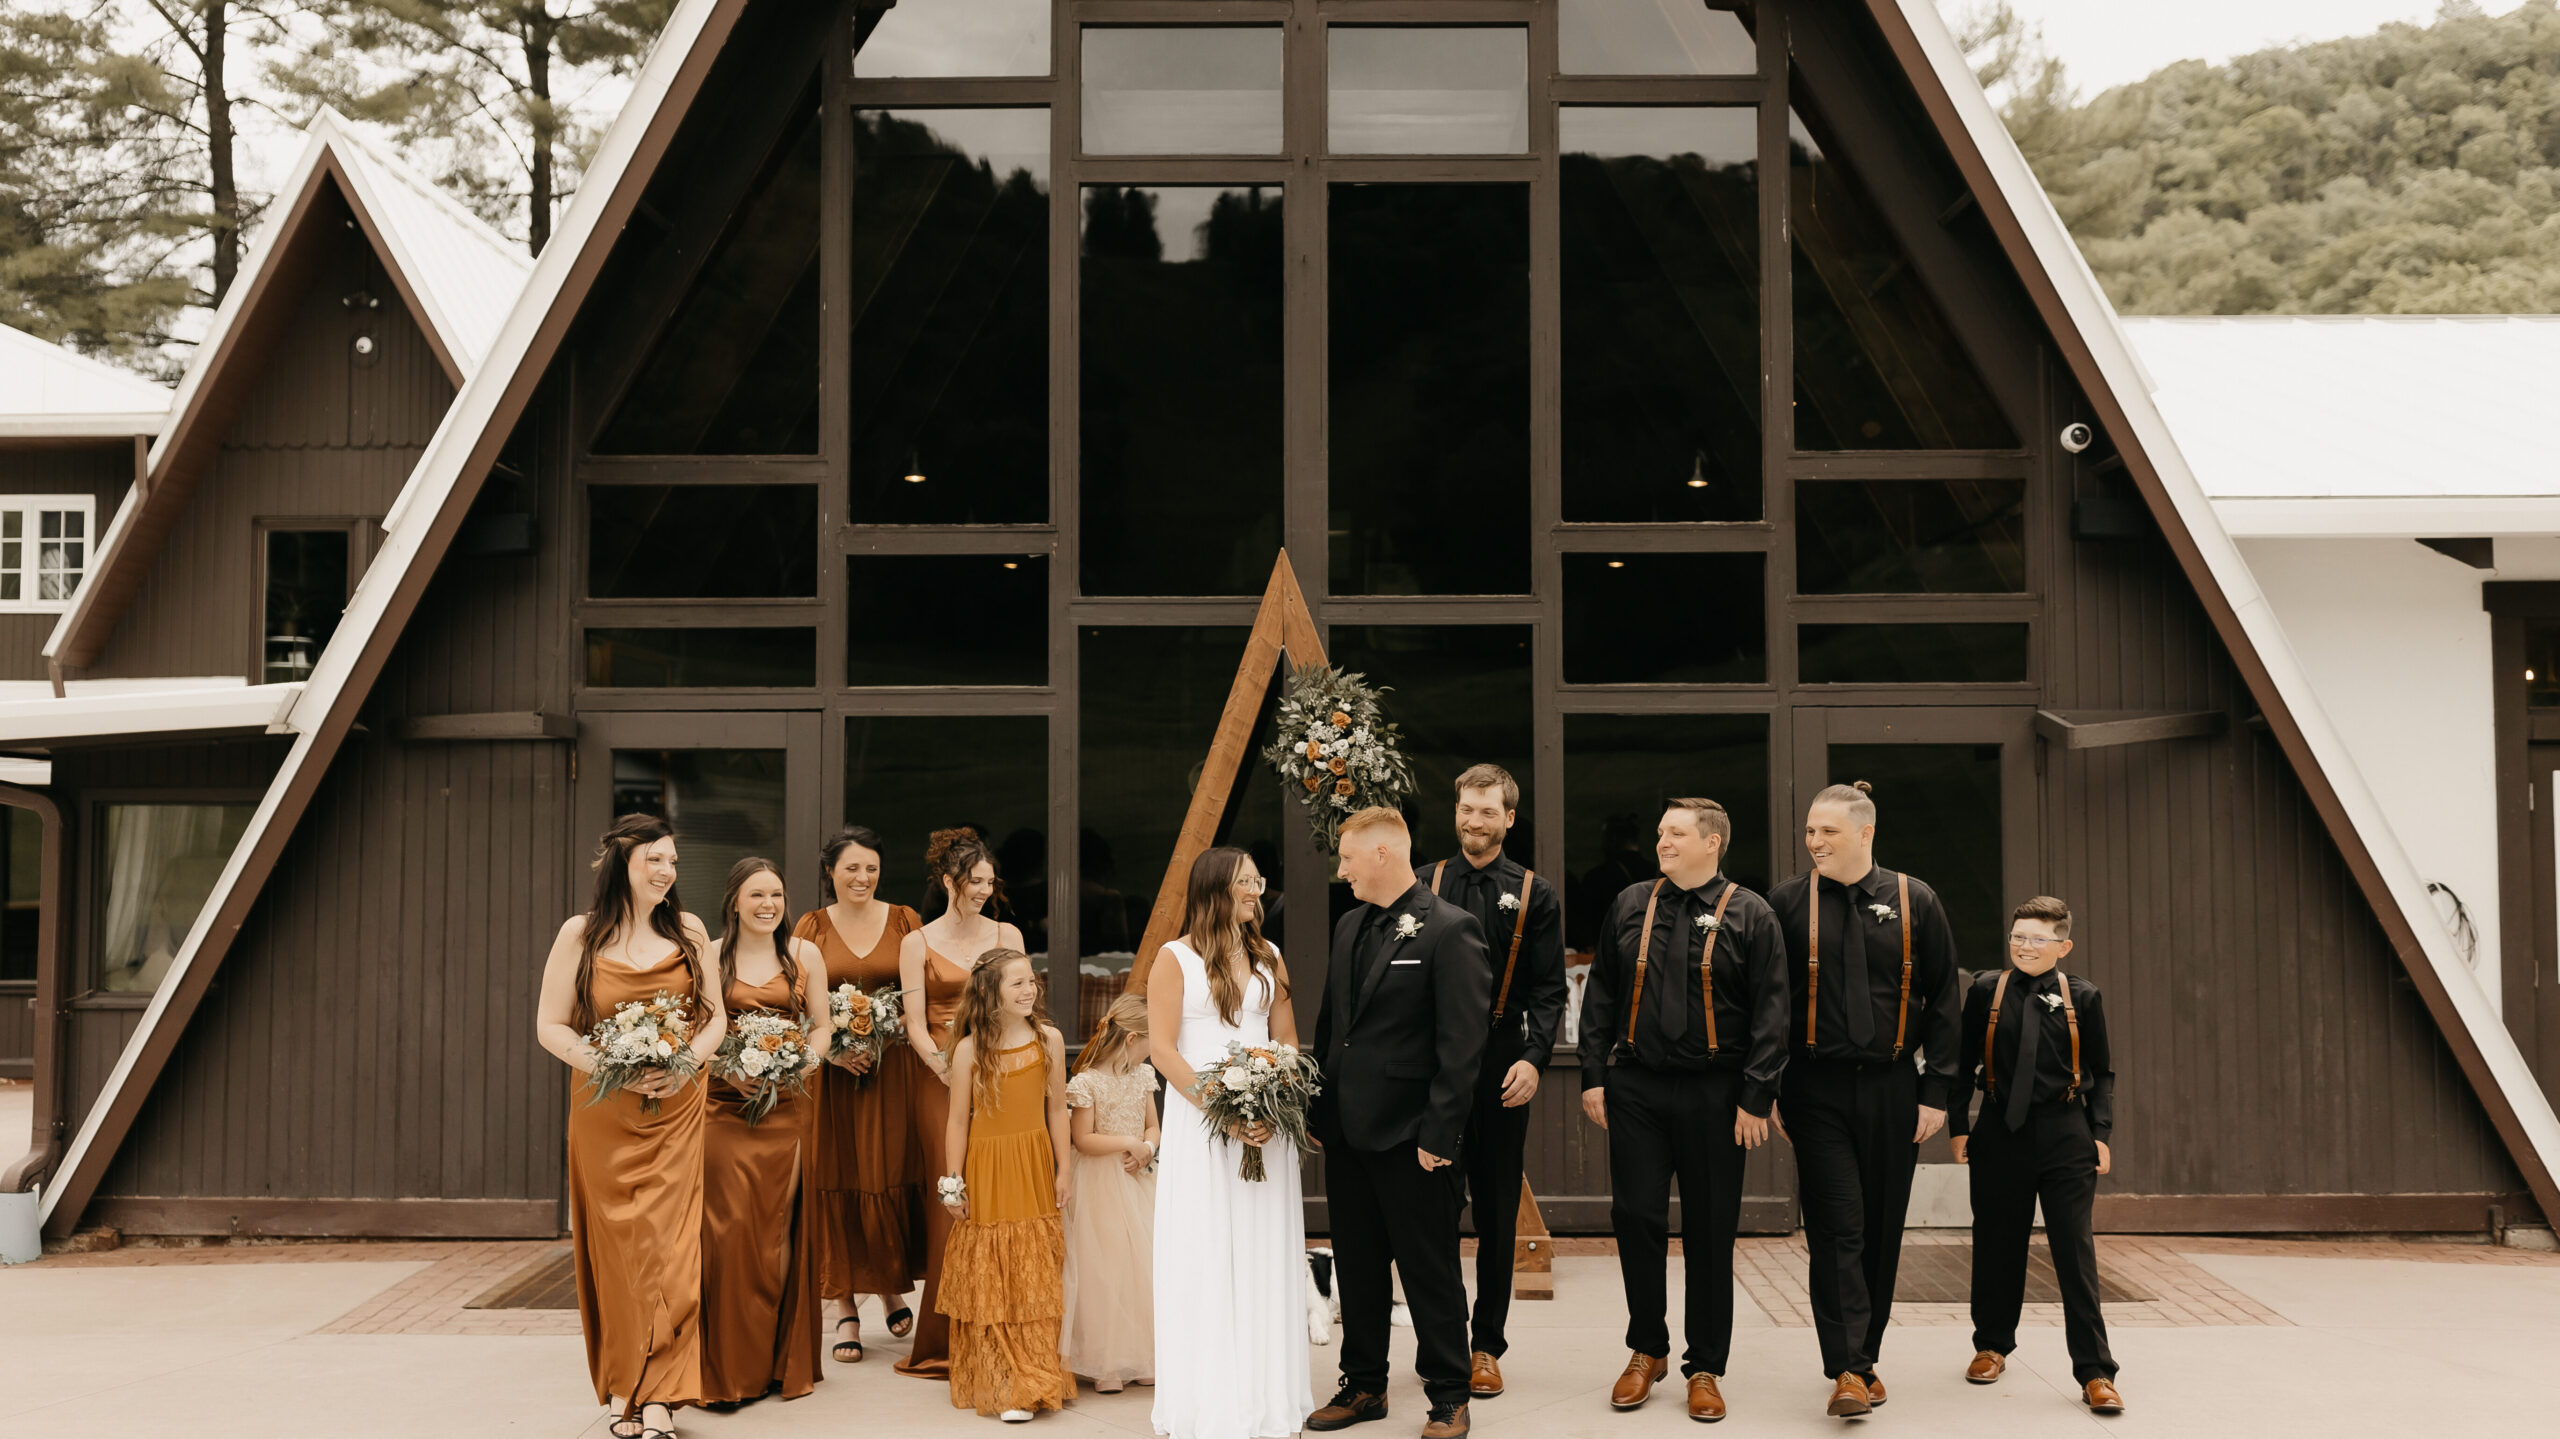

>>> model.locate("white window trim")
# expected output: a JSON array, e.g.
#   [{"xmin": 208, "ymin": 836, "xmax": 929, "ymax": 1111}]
[{"xmin": 0, "ymin": 494, "xmax": 97, "ymax": 614}]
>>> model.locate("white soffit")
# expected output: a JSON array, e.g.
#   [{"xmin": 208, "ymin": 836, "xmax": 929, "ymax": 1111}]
[
  {"xmin": 0, "ymin": 325, "xmax": 171, "ymax": 440},
  {"xmin": 0, "ymin": 683, "xmax": 301, "ymax": 744}
]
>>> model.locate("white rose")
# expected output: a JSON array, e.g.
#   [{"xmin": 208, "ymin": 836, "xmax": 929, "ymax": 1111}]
[{"xmin": 1221, "ymin": 1064, "xmax": 1252, "ymax": 1089}]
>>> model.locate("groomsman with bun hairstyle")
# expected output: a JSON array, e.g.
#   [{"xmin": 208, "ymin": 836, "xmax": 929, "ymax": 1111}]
[
  {"xmin": 1765, "ymin": 781, "xmax": 1963, "ymax": 1419},
  {"xmin": 1952, "ymin": 896, "xmax": 2124, "ymax": 1415},
  {"xmin": 1418, "ymin": 763, "xmax": 1567, "ymax": 1403},
  {"xmin": 1576, "ymin": 797, "xmax": 1789, "ymax": 1423}
]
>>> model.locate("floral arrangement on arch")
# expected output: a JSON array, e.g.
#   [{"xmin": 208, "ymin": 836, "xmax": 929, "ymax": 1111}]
[{"xmin": 1260, "ymin": 663, "xmax": 1416, "ymax": 854}]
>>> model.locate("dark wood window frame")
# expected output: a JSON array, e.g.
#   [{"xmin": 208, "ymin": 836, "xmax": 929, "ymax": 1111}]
[
  {"xmin": 72, "ymin": 786, "xmax": 267, "ymax": 1007},
  {"xmin": 2484, "ymin": 581, "xmax": 2560, "ymax": 1066},
  {"xmin": 251, "ymin": 517, "xmax": 375, "ymax": 686}
]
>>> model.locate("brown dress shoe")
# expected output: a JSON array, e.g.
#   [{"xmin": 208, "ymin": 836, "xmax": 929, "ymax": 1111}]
[
  {"xmin": 1965, "ymin": 1351, "xmax": 2005, "ymax": 1384},
  {"xmin": 1470, "ymin": 1351, "xmax": 1504, "ymax": 1399},
  {"xmin": 1825, "ymin": 1373, "xmax": 1872, "ymax": 1418},
  {"xmin": 1421, "ymin": 1400, "xmax": 1470, "ymax": 1438},
  {"xmin": 1862, "ymin": 1372, "xmax": 1885, "ymax": 1407},
  {"xmin": 2085, "ymin": 1379, "xmax": 2125, "ymax": 1414},
  {"xmin": 1610, "ymin": 1352, "xmax": 1669, "ymax": 1410},
  {"xmin": 1307, "ymin": 1386, "xmax": 1389, "ymax": 1430},
  {"xmin": 1687, "ymin": 1373, "xmax": 1726, "ymax": 1423}
]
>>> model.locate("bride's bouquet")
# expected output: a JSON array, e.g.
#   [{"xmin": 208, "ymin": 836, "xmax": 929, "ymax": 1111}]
[
  {"xmin": 583, "ymin": 990, "xmax": 700, "ymax": 1116},
  {"xmin": 1192, "ymin": 1040, "xmax": 1322, "ymax": 1182},
  {"xmin": 829, "ymin": 981, "xmax": 905, "ymax": 1079},
  {"xmin": 713, "ymin": 1010, "xmax": 814, "ymax": 1125}
]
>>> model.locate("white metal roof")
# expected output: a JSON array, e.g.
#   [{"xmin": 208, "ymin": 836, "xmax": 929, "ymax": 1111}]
[
  {"xmin": 0, "ymin": 681, "xmax": 300, "ymax": 744},
  {"xmin": 313, "ymin": 109, "xmax": 533, "ymax": 373},
  {"xmin": 0, "ymin": 325, "xmax": 172, "ymax": 440}
]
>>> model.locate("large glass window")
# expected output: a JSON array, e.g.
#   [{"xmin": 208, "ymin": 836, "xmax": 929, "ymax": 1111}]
[
  {"xmin": 1561, "ymin": 107, "xmax": 1762, "ymax": 523},
  {"xmin": 585, "ymin": 628, "xmax": 817, "ymax": 688},
  {"xmin": 1328, "ymin": 27, "xmax": 1528, "ymax": 154},
  {"xmin": 1824, "ymin": 742, "xmax": 2003, "ymax": 964},
  {"xmin": 1564, "ymin": 712, "xmax": 1771, "ymax": 941},
  {"xmin": 1562, "ymin": 552, "xmax": 1767, "ymax": 684},
  {"xmin": 1081, "ymin": 185, "xmax": 1284, "ymax": 596},
  {"xmin": 95, "ymin": 802, "xmax": 255, "ymax": 994},
  {"xmin": 1329, "ymin": 183, "xmax": 1531, "ymax": 595},
  {"xmin": 1, "ymin": 805, "xmax": 38, "ymax": 984},
  {"xmin": 1081, "ymin": 28, "xmax": 1284, "ymax": 155},
  {"xmin": 1797, "ymin": 622, "xmax": 2029, "ymax": 684},
  {"xmin": 588, "ymin": 486, "xmax": 819, "ymax": 599},
  {"xmin": 855, "ymin": 0, "xmax": 1050, "ymax": 78},
  {"xmin": 1328, "ymin": 626, "xmax": 1534, "ymax": 869},
  {"xmin": 1559, "ymin": 0, "xmax": 1757, "ymax": 75},
  {"xmin": 847, "ymin": 555, "xmax": 1048, "ymax": 686},
  {"xmin": 844, "ymin": 715, "xmax": 1049, "ymax": 953},
  {"xmin": 609, "ymin": 749, "xmax": 786, "ymax": 939},
  {"xmin": 1795, "ymin": 479, "xmax": 2026, "ymax": 594},
  {"xmin": 849, "ymin": 109, "xmax": 1050, "ymax": 524},
  {"xmin": 262, "ymin": 529, "xmax": 349, "ymax": 684}
]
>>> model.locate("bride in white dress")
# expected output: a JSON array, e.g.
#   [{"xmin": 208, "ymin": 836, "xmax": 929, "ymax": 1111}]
[{"xmin": 1146, "ymin": 846, "xmax": 1314, "ymax": 1439}]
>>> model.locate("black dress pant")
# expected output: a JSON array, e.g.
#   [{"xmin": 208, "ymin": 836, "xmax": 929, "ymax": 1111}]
[
  {"xmin": 1460, "ymin": 1033, "xmax": 1533, "ymax": 1358},
  {"xmin": 1968, "ymin": 1099, "xmax": 2118, "ymax": 1383},
  {"xmin": 1329, "ymin": 1140, "xmax": 1472, "ymax": 1408},
  {"xmin": 1604, "ymin": 1064, "xmax": 1747, "ymax": 1376},
  {"xmin": 1783, "ymin": 1058, "xmax": 1919, "ymax": 1379}
]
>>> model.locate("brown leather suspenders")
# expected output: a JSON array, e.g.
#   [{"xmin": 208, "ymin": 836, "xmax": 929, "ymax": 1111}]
[
  {"xmin": 1623, "ymin": 880, "xmax": 1664, "ymax": 1047},
  {"xmin": 1805, "ymin": 872, "xmax": 1915, "ymax": 1055},
  {"xmin": 1890, "ymin": 874, "xmax": 1913, "ymax": 1059},
  {"xmin": 1621, "ymin": 879, "xmax": 1736, "ymax": 1054},
  {"xmin": 1432, "ymin": 859, "xmax": 1538, "ymax": 1022},
  {"xmin": 1984, "ymin": 967, "xmax": 2082, "ymax": 1103}
]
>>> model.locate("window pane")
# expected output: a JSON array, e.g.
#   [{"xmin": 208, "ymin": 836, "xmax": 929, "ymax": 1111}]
[
  {"xmin": 97, "ymin": 803, "xmax": 255, "ymax": 994},
  {"xmin": 1330, "ymin": 183, "xmax": 1530, "ymax": 595},
  {"xmin": 610, "ymin": 748, "xmax": 786, "ymax": 940},
  {"xmin": 848, "ymin": 554, "xmax": 1047, "ymax": 685},
  {"xmin": 845, "ymin": 715, "xmax": 1050, "ymax": 958},
  {"xmin": 1082, "ymin": 186, "xmax": 1284, "ymax": 596},
  {"xmin": 585, "ymin": 628, "xmax": 816, "ymax": 688},
  {"xmin": 1327, "ymin": 627, "xmax": 1533, "ymax": 876},
  {"xmin": 594, "ymin": 98, "xmax": 820, "ymax": 455},
  {"xmin": 1562, "ymin": 552, "xmax": 1766, "ymax": 683},
  {"xmin": 1790, "ymin": 107, "xmax": 2016, "ymax": 450},
  {"xmin": 855, "ymin": 0, "xmax": 1049, "ymax": 77},
  {"xmin": 1560, "ymin": 0, "xmax": 1757, "ymax": 75},
  {"xmin": 1, "ymin": 805, "xmax": 40, "ymax": 984},
  {"xmin": 1564, "ymin": 713, "xmax": 1771, "ymax": 949},
  {"xmin": 1795, "ymin": 480, "xmax": 2025, "ymax": 594},
  {"xmin": 2527, "ymin": 623, "xmax": 2560, "ymax": 708},
  {"xmin": 588, "ymin": 486, "xmax": 818, "ymax": 599},
  {"xmin": 1825, "ymin": 743, "xmax": 2004, "ymax": 964},
  {"xmin": 1081, "ymin": 28, "xmax": 1283, "ymax": 155},
  {"xmin": 1078, "ymin": 627, "xmax": 1289, "ymax": 981},
  {"xmin": 1797, "ymin": 622, "xmax": 2029, "ymax": 684},
  {"xmin": 1328, "ymin": 27, "xmax": 1528, "ymax": 155},
  {"xmin": 850, "ymin": 110, "xmax": 1051, "ymax": 524},
  {"xmin": 1561, "ymin": 107, "xmax": 1761, "ymax": 523},
  {"xmin": 264, "ymin": 529, "xmax": 349, "ymax": 683},
  {"xmin": 2, "ymin": 513, "xmax": 18, "ymax": 537}
]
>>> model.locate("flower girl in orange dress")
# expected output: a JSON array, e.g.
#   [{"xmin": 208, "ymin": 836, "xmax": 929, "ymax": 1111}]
[
  {"xmin": 1061, "ymin": 995, "xmax": 1160, "ymax": 1393},
  {"xmin": 937, "ymin": 949, "xmax": 1075, "ymax": 1421}
]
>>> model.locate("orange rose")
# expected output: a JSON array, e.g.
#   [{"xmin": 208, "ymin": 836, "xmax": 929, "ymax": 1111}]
[
  {"xmin": 759, "ymin": 1033, "xmax": 787, "ymax": 1052},
  {"xmin": 846, "ymin": 1009, "xmax": 874, "ymax": 1036},
  {"xmin": 1335, "ymin": 778, "xmax": 1355, "ymax": 796},
  {"xmin": 1249, "ymin": 1048, "xmax": 1277, "ymax": 1065},
  {"xmin": 1327, "ymin": 756, "xmax": 1347, "ymax": 775},
  {"xmin": 1199, "ymin": 1077, "xmax": 1223, "ymax": 1098},
  {"xmin": 1331, "ymin": 711, "xmax": 1352, "ymax": 729},
  {"xmin": 1305, "ymin": 740, "xmax": 1324, "ymax": 762}
]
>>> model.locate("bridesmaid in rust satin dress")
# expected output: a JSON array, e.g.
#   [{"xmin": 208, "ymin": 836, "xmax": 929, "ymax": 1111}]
[
  {"xmin": 893, "ymin": 827, "xmax": 1023, "ymax": 1380},
  {"xmin": 537, "ymin": 815, "xmax": 726, "ymax": 1439},
  {"xmin": 699, "ymin": 858, "xmax": 829, "ymax": 1404},
  {"xmin": 792, "ymin": 826, "xmax": 926, "ymax": 1363}
]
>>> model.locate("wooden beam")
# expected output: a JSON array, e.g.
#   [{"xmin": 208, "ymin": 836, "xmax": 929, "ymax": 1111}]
[
  {"xmin": 1511, "ymin": 1174, "xmax": 1554, "ymax": 1299},
  {"xmin": 2033, "ymin": 709, "xmax": 2226, "ymax": 750},
  {"xmin": 396, "ymin": 711, "xmax": 577, "ymax": 742},
  {"xmin": 2091, "ymin": 1191, "xmax": 2540, "ymax": 1234},
  {"xmin": 87, "ymin": 1195, "xmax": 561, "ymax": 1239}
]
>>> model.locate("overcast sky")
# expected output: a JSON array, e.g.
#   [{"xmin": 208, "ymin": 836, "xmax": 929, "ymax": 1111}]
[{"xmin": 1989, "ymin": 1, "xmax": 2535, "ymax": 94}]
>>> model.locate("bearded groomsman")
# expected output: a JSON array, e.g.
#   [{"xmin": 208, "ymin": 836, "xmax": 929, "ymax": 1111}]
[
  {"xmin": 1576, "ymin": 798, "xmax": 1789, "ymax": 1423},
  {"xmin": 1766, "ymin": 781, "xmax": 1963, "ymax": 1418},
  {"xmin": 1417, "ymin": 764, "xmax": 1567, "ymax": 1402}
]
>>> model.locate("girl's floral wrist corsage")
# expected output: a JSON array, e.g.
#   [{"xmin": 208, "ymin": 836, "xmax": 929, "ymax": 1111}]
[{"xmin": 936, "ymin": 1173, "xmax": 967, "ymax": 1206}]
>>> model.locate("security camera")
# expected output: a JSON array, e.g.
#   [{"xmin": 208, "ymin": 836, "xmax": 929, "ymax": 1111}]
[{"xmin": 2059, "ymin": 422, "xmax": 2095, "ymax": 455}]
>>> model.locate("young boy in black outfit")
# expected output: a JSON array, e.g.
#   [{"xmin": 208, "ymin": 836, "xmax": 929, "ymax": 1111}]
[{"xmin": 1950, "ymin": 895, "xmax": 2125, "ymax": 1415}]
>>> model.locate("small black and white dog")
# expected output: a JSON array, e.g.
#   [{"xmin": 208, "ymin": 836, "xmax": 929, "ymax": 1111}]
[{"xmin": 1304, "ymin": 1248, "xmax": 1338, "ymax": 1344}]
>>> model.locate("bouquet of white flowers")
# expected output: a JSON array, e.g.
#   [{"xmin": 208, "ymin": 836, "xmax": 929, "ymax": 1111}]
[
  {"xmin": 713, "ymin": 1009, "xmax": 815, "ymax": 1125},
  {"xmin": 583, "ymin": 990, "xmax": 700, "ymax": 1116},
  {"xmin": 829, "ymin": 981, "xmax": 905, "ymax": 1079},
  {"xmin": 1191, "ymin": 1039, "xmax": 1322, "ymax": 1182}
]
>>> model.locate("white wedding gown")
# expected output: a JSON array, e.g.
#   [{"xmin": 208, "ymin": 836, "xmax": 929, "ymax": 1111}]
[{"xmin": 1152, "ymin": 939, "xmax": 1314, "ymax": 1439}]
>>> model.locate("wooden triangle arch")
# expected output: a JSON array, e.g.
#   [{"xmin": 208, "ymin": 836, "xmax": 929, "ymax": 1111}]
[{"xmin": 1123, "ymin": 551, "xmax": 1324, "ymax": 998}]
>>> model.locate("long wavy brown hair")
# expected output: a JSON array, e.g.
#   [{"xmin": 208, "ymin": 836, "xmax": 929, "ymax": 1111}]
[
  {"xmin": 575, "ymin": 814, "xmax": 705, "ymax": 1031},
  {"xmin": 1075, "ymin": 993, "xmax": 1149, "ymax": 1076},
  {"xmin": 948, "ymin": 947, "xmax": 1046, "ymax": 1116},
  {"xmin": 716, "ymin": 856, "xmax": 805, "ymax": 1020},
  {"xmin": 1180, "ymin": 845, "xmax": 1284, "ymax": 1028}
]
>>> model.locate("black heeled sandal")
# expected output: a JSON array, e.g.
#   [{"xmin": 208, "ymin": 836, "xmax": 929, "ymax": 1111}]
[
  {"xmin": 885, "ymin": 1305, "xmax": 915, "ymax": 1339},
  {"xmin": 832, "ymin": 1315, "xmax": 864, "ymax": 1362},
  {"xmin": 608, "ymin": 1407, "xmax": 644, "ymax": 1439}
]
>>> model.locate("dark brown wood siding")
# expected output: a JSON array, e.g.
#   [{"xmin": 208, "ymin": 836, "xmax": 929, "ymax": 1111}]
[{"xmin": 0, "ymin": 442, "xmax": 136, "ymax": 682}]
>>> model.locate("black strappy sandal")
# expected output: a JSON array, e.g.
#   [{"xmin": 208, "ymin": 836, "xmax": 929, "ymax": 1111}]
[
  {"xmin": 885, "ymin": 1305, "xmax": 915, "ymax": 1339},
  {"xmin": 608, "ymin": 1407, "xmax": 644, "ymax": 1439},
  {"xmin": 832, "ymin": 1315, "xmax": 864, "ymax": 1362},
  {"xmin": 637, "ymin": 1403, "xmax": 678, "ymax": 1439}
]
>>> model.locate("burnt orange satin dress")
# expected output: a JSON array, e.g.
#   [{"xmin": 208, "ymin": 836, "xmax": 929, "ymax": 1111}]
[
  {"xmin": 892, "ymin": 947, "xmax": 971, "ymax": 1379},
  {"xmin": 567, "ymin": 948, "xmax": 706, "ymax": 1410},
  {"xmin": 698, "ymin": 970, "xmax": 822, "ymax": 1403},
  {"xmin": 794, "ymin": 904, "xmax": 926, "ymax": 1300},
  {"xmin": 941, "ymin": 1036, "xmax": 1071, "ymax": 1415}
]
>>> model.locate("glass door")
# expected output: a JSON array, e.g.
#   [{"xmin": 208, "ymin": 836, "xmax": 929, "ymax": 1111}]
[
  {"xmin": 2525, "ymin": 746, "xmax": 2560, "ymax": 1111},
  {"xmin": 575, "ymin": 711, "xmax": 823, "ymax": 938}
]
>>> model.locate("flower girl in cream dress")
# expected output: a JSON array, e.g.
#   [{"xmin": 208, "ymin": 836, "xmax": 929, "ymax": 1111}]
[{"xmin": 1060, "ymin": 995, "xmax": 1160, "ymax": 1393}]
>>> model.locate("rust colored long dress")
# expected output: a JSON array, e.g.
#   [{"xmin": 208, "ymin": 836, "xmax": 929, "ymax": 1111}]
[
  {"xmin": 568, "ymin": 948, "xmax": 707, "ymax": 1411},
  {"xmin": 892, "ymin": 946, "xmax": 971, "ymax": 1378},
  {"xmin": 940, "ymin": 1036, "xmax": 1071, "ymax": 1415},
  {"xmin": 794, "ymin": 904, "xmax": 926, "ymax": 1302},
  {"xmin": 698, "ymin": 969, "xmax": 822, "ymax": 1403}
]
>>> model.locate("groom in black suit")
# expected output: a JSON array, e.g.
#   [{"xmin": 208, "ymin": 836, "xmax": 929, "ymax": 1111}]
[{"xmin": 1308, "ymin": 806, "xmax": 1492, "ymax": 1439}]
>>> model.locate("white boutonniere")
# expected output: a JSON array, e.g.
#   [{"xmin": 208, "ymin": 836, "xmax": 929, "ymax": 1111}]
[
  {"xmin": 1394, "ymin": 913, "xmax": 1424, "ymax": 940},
  {"xmin": 1867, "ymin": 902, "xmax": 1897, "ymax": 922},
  {"xmin": 1498, "ymin": 892, "xmax": 1521, "ymax": 912},
  {"xmin": 1695, "ymin": 912, "xmax": 1723, "ymax": 933},
  {"xmin": 2038, "ymin": 991, "xmax": 2064, "ymax": 1011}
]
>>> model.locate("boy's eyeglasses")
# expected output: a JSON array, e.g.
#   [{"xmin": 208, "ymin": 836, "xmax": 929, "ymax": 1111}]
[{"xmin": 2008, "ymin": 935, "xmax": 2063, "ymax": 950}]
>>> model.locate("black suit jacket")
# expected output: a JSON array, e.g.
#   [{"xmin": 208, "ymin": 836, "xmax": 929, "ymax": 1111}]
[{"xmin": 1310, "ymin": 882, "xmax": 1492, "ymax": 1158}]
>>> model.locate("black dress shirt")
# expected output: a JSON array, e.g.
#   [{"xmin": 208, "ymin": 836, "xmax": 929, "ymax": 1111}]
[
  {"xmin": 1351, "ymin": 881, "xmax": 1420, "ymax": 996},
  {"xmin": 1577, "ymin": 874, "xmax": 1791, "ymax": 1117},
  {"xmin": 1765, "ymin": 865, "xmax": 1964, "ymax": 1111},
  {"xmin": 1424, "ymin": 852, "xmax": 1568, "ymax": 1069},
  {"xmin": 1950, "ymin": 966, "xmax": 2116, "ymax": 1142}
]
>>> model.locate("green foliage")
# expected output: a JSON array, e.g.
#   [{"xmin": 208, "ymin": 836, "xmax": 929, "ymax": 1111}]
[{"xmin": 1956, "ymin": 0, "xmax": 2560, "ymax": 314}]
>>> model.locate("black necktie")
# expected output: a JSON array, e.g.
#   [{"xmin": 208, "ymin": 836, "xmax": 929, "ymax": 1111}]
[
  {"xmin": 1840, "ymin": 881, "xmax": 1874, "ymax": 1050},
  {"xmin": 1652, "ymin": 892, "xmax": 1687, "ymax": 1045},
  {"xmin": 1356, "ymin": 910, "xmax": 1394, "ymax": 992},
  {"xmin": 2005, "ymin": 973, "xmax": 2044, "ymax": 1131}
]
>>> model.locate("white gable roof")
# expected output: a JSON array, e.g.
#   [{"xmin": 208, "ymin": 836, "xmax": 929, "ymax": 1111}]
[
  {"xmin": 312, "ymin": 109, "xmax": 532, "ymax": 373},
  {"xmin": 0, "ymin": 325, "xmax": 172, "ymax": 439}
]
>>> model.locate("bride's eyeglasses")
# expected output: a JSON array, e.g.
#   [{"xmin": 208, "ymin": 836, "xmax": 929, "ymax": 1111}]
[{"xmin": 1234, "ymin": 873, "xmax": 1268, "ymax": 893}]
